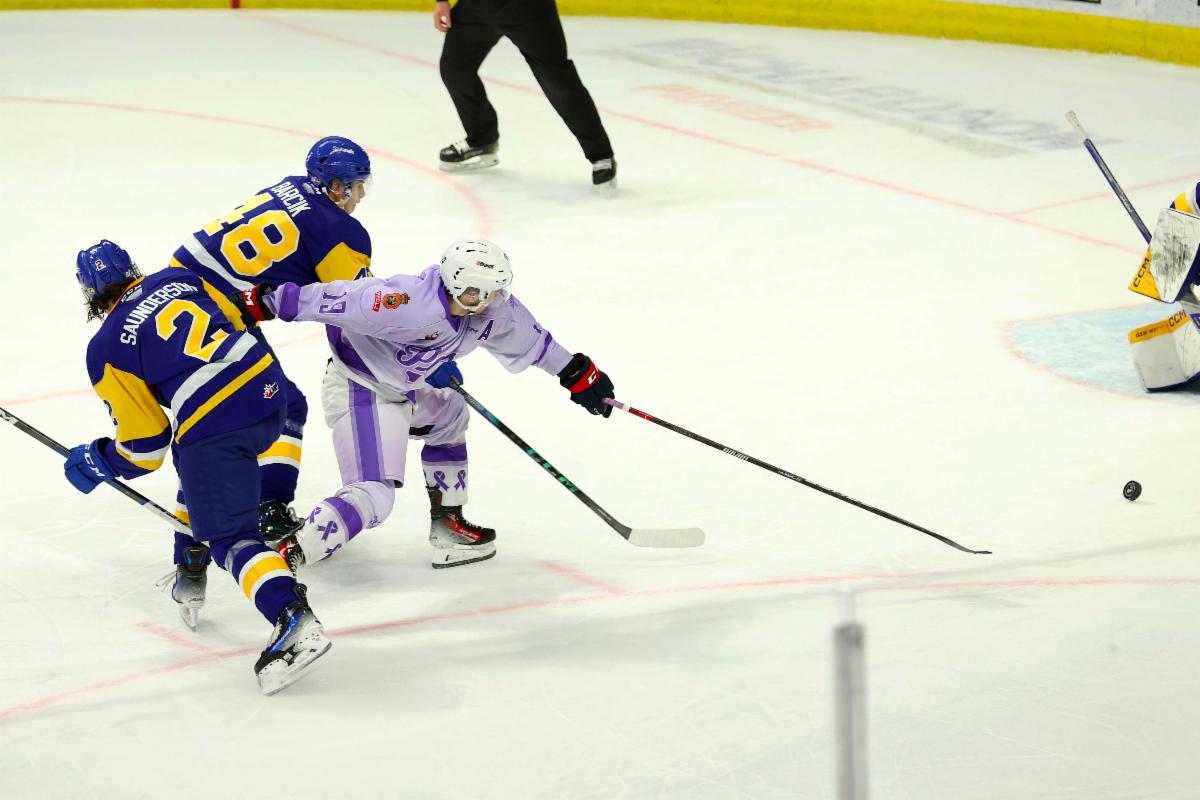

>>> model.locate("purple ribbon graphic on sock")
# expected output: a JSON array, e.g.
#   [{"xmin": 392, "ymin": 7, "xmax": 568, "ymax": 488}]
[
  {"xmin": 454, "ymin": 470, "xmax": 467, "ymax": 490},
  {"xmin": 433, "ymin": 471, "xmax": 449, "ymax": 491}
]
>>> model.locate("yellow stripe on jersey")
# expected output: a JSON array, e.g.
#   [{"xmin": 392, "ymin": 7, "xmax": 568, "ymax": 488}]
[
  {"xmin": 169, "ymin": 260, "xmax": 248, "ymax": 332},
  {"xmin": 239, "ymin": 552, "xmax": 293, "ymax": 600},
  {"xmin": 258, "ymin": 441, "xmax": 302, "ymax": 462},
  {"xmin": 174, "ymin": 353, "xmax": 275, "ymax": 442},
  {"xmin": 1173, "ymin": 193, "xmax": 1196, "ymax": 214},
  {"xmin": 315, "ymin": 242, "xmax": 371, "ymax": 283},
  {"xmin": 93, "ymin": 364, "xmax": 172, "ymax": 450}
]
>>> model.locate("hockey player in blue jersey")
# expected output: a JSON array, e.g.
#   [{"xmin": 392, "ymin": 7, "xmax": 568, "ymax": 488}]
[
  {"xmin": 166, "ymin": 135, "xmax": 373, "ymax": 577},
  {"xmin": 64, "ymin": 240, "xmax": 332, "ymax": 694}
]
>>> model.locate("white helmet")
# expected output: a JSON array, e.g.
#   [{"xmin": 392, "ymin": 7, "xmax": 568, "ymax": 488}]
[{"xmin": 440, "ymin": 238, "xmax": 513, "ymax": 313}]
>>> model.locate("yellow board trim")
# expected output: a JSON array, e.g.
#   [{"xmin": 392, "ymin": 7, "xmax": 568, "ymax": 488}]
[
  {"xmin": 174, "ymin": 353, "xmax": 274, "ymax": 441},
  {"xmin": 4, "ymin": 0, "xmax": 1200, "ymax": 68}
]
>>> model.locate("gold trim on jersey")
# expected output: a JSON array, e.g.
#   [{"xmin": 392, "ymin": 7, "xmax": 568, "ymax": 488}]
[
  {"xmin": 92, "ymin": 363, "xmax": 171, "ymax": 457},
  {"xmin": 174, "ymin": 353, "xmax": 275, "ymax": 441},
  {"xmin": 315, "ymin": 242, "xmax": 371, "ymax": 283}
]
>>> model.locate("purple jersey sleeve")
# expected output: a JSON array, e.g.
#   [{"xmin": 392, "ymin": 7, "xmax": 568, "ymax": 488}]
[
  {"xmin": 477, "ymin": 293, "xmax": 573, "ymax": 376},
  {"xmin": 272, "ymin": 275, "xmax": 440, "ymax": 338}
]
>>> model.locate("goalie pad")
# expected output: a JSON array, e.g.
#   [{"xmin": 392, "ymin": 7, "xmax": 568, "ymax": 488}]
[
  {"xmin": 1128, "ymin": 302, "xmax": 1200, "ymax": 390},
  {"xmin": 1128, "ymin": 208, "xmax": 1200, "ymax": 303}
]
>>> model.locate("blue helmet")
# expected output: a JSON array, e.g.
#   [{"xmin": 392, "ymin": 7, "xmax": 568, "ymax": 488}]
[
  {"xmin": 306, "ymin": 136, "xmax": 371, "ymax": 190},
  {"xmin": 75, "ymin": 239, "xmax": 141, "ymax": 303}
]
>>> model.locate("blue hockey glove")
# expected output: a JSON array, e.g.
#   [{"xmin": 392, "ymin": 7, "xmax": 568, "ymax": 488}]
[
  {"xmin": 558, "ymin": 353, "xmax": 614, "ymax": 418},
  {"xmin": 426, "ymin": 360, "xmax": 463, "ymax": 389},
  {"xmin": 64, "ymin": 439, "xmax": 116, "ymax": 494}
]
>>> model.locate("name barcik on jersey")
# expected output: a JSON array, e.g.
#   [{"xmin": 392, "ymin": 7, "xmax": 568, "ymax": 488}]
[
  {"xmin": 119, "ymin": 281, "xmax": 196, "ymax": 345},
  {"xmin": 270, "ymin": 179, "xmax": 312, "ymax": 218}
]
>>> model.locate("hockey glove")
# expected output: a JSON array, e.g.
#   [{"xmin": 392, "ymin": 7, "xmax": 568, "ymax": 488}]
[
  {"xmin": 426, "ymin": 360, "xmax": 463, "ymax": 389},
  {"xmin": 240, "ymin": 284, "xmax": 276, "ymax": 323},
  {"xmin": 558, "ymin": 353, "xmax": 614, "ymax": 418},
  {"xmin": 64, "ymin": 438, "xmax": 115, "ymax": 494}
]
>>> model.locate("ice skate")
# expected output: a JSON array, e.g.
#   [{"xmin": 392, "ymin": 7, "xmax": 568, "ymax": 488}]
[
  {"xmin": 259, "ymin": 499, "xmax": 302, "ymax": 546},
  {"xmin": 591, "ymin": 157, "xmax": 617, "ymax": 194},
  {"xmin": 273, "ymin": 533, "xmax": 305, "ymax": 575},
  {"xmin": 160, "ymin": 543, "xmax": 208, "ymax": 630},
  {"xmin": 428, "ymin": 487, "xmax": 496, "ymax": 569},
  {"xmin": 254, "ymin": 584, "xmax": 331, "ymax": 696},
  {"xmin": 439, "ymin": 139, "xmax": 499, "ymax": 173}
]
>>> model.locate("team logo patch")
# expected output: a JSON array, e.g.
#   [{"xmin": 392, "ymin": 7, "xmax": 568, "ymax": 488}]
[
  {"xmin": 263, "ymin": 382, "xmax": 279, "ymax": 399},
  {"xmin": 383, "ymin": 292, "xmax": 409, "ymax": 309},
  {"xmin": 423, "ymin": 332, "xmax": 440, "ymax": 341}
]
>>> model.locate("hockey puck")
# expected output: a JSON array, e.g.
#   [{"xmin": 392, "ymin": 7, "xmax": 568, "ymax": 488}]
[{"xmin": 1123, "ymin": 480, "xmax": 1142, "ymax": 501}]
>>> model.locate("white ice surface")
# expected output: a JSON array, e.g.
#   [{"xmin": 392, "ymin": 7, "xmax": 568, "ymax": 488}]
[{"xmin": 1, "ymin": 10, "xmax": 1199, "ymax": 799}]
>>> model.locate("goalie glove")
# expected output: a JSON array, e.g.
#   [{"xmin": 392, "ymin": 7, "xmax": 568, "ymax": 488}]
[{"xmin": 557, "ymin": 353, "xmax": 614, "ymax": 418}]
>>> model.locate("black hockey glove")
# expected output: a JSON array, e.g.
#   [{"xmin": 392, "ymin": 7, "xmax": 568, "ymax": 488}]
[
  {"xmin": 240, "ymin": 284, "xmax": 276, "ymax": 323},
  {"xmin": 558, "ymin": 353, "xmax": 614, "ymax": 418}
]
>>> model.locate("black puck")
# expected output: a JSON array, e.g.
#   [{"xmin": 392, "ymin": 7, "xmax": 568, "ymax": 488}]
[{"xmin": 1123, "ymin": 480, "xmax": 1142, "ymax": 501}]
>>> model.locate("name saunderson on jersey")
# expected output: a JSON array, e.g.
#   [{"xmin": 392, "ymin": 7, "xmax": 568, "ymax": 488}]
[
  {"xmin": 119, "ymin": 282, "xmax": 195, "ymax": 345},
  {"xmin": 269, "ymin": 180, "xmax": 311, "ymax": 218}
]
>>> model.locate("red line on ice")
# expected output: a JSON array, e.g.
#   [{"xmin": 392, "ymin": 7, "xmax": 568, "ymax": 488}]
[
  {"xmin": 2, "ymin": 571, "xmax": 1197, "ymax": 723},
  {"xmin": 536, "ymin": 560, "xmax": 626, "ymax": 594}
]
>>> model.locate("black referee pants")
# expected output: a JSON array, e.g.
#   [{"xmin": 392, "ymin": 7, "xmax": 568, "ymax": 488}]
[{"xmin": 439, "ymin": 0, "xmax": 614, "ymax": 162}]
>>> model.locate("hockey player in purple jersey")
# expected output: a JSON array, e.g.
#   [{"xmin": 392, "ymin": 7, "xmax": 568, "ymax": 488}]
[
  {"xmin": 238, "ymin": 238, "xmax": 615, "ymax": 568},
  {"xmin": 66, "ymin": 240, "xmax": 332, "ymax": 694}
]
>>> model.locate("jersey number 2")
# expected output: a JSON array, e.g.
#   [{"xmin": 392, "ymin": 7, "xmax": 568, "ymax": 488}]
[{"xmin": 156, "ymin": 300, "xmax": 229, "ymax": 362}]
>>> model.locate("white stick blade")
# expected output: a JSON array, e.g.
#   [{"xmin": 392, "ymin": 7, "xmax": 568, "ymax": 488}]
[
  {"xmin": 627, "ymin": 527, "xmax": 706, "ymax": 548},
  {"xmin": 1065, "ymin": 110, "xmax": 1087, "ymax": 140}
]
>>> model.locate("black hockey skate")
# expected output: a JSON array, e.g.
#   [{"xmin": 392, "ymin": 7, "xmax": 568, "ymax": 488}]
[
  {"xmin": 591, "ymin": 157, "xmax": 617, "ymax": 188},
  {"xmin": 254, "ymin": 583, "xmax": 331, "ymax": 696},
  {"xmin": 439, "ymin": 139, "xmax": 499, "ymax": 173},
  {"xmin": 259, "ymin": 499, "xmax": 302, "ymax": 546},
  {"xmin": 428, "ymin": 487, "xmax": 496, "ymax": 569},
  {"xmin": 273, "ymin": 533, "xmax": 305, "ymax": 575},
  {"xmin": 164, "ymin": 544, "xmax": 208, "ymax": 630}
]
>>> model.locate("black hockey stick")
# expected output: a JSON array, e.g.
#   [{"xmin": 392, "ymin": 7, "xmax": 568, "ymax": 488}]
[
  {"xmin": 448, "ymin": 381, "xmax": 704, "ymax": 548},
  {"xmin": 0, "ymin": 405, "xmax": 192, "ymax": 535},
  {"xmin": 1065, "ymin": 111, "xmax": 1152, "ymax": 244},
  {"xmin": 604, "ymin": 399, "xmax": 991, "ymax": 555}
]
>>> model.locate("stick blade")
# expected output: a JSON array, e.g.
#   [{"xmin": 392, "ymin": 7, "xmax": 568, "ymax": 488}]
[{"xmin": 627, "ymin": 527, "xmax": 706, "ymax": 548}]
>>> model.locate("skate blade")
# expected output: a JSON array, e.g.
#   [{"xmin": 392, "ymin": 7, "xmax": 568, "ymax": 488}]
[
  {"xmin": 438, "ymin": 154, "xmax": 499, "ymax": 173},
  {"xmin": 178, "ymin": 604, "xmax": 200, "ymax": 630},
  {"xmin": 258, "ymin": 636, "xmax": 332, "ymax": 697},
  {"xmin": 594, "ymin": 178, "xmax": 618, "ymax": 197},
  {"xmin": 431, "ymin": 546, "xmax": 497, "ymax": 569}
]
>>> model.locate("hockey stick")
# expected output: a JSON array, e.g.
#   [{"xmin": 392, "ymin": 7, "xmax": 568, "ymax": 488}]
[
  {"xmin": 604, "ymin": 399, "xmax": 991, "ymax": 555},
  {"xmin": 448, "ymin": 381, "xmax": 705, "ymax": 548},
  {"xmin": 0, "ymin": 405, "xmax": 192, "ymax": 535},
  {"xmin": 1065, "ymin": 110, "xmax": 1152, "ymax": 244}
]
